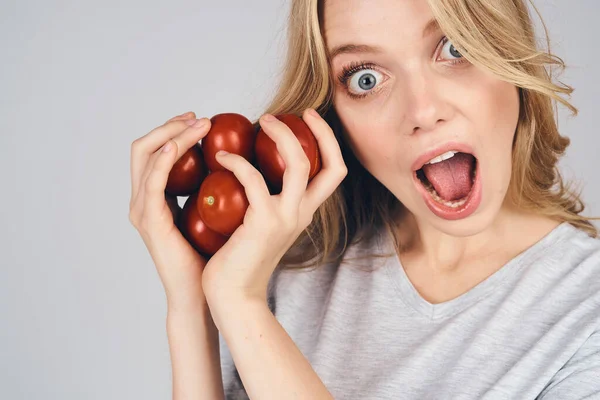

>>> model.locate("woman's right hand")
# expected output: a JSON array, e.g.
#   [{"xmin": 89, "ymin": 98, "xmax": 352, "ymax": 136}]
[{"xmin": 129, "ymin": 111, "xmax": 212, "ymax": 310}]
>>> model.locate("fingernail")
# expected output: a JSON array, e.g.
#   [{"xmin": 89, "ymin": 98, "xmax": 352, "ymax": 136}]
[
  {"xmin": 262, "ymin": 113, "xmax": 275, "ymax": 122},
  {"xmin": 193, "ymin": 118, "xmax": 208, "ymax": 128},
  {"xmin": 162, "ymin": 141, "xmax": 172, "ymax": 153},
  {"xmin": 186, "ymin": 118, "xmax": 207, "ymax": 127},
  {"xmin": 180, "ymin": 111, "xmax": 193, "ymax": 117},
  {"xmin": 216, "ymin": 150, "xmax": 229, "ymax": 157}
]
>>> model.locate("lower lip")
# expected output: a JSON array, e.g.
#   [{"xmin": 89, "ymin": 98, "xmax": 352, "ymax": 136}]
[{"xmin": 413, "ymin": 160, "xmax": 482, "ymax": 221}]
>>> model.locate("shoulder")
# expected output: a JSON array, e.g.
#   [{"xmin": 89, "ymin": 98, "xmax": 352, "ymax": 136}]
[
  {"xmin": 552, "ymin": 222, "xmax": 600, "ymax": 269},
  {"xmin": 530, "ymin": 222, "xmax": 600, "ymax": 307},
  {"xmin": 525, "ymin": 222, "xmax": 600, "ymax": 269}
]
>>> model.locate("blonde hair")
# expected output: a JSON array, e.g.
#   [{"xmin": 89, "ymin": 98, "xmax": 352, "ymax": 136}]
[{"xmin": 254, "ymin": 0, "xmax": 599, "ymax": 271}]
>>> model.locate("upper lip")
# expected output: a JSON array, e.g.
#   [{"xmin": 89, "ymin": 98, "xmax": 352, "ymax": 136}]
[{"xmin": 411, "ymin": 141, "xmax": 476, "ymax": 171}]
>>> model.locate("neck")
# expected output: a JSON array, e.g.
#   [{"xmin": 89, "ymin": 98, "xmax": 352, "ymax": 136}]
[{"xmin": 394, "ymin": 204, "xmax": 561, "ymax": 275}]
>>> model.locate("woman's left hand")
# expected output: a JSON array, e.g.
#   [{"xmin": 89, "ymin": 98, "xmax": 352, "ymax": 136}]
[{"xmin": 201, "ymin": 108, "xmax": 347, "ymax": 310}]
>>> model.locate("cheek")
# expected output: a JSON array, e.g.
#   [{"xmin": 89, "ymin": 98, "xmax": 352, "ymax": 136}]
[
  {"xmin": 335, "ymin": 100, "xmax": 396, "ymax": 170},
  {"xmin": 477, "ymin": 80, "xmax": 519, "ymax": 166},
  {"xmin": 467, "ymin": 75, "xmax": 520, "ymax": 201},
  {"xmin": 462, "ymin": 70, "xmax": 520, "ymax": 137}
]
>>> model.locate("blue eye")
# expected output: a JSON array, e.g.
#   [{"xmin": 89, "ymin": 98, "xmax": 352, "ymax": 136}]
[
  {"xmin": 337, "ymin": 61, "xmax": 385, "ymax": 100},
  {"xmin": 439, "ymin": 37, "xmax": 463, "ymax": 60},
  {"xmin": 347, "ymin": 69, "xmax": 384, "ymax": 97},
  {"xmin": 337, "ymin": 36, "xmax": 467, "ymax": 100}
]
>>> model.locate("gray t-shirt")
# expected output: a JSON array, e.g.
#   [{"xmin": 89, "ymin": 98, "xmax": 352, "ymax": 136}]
[{"xmin": 219, "ymin": 222, "xmax": 600, "ymax": 399}]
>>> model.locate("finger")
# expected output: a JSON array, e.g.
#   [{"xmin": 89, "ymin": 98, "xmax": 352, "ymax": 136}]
[
  {"xmin": 144, "ymin": 140, "xmax": 180, "ymax": 223},
  {"xmin": 132, "ymin": 117, "xmax": 206, "ymax": 182},
  {"xmin": 214, "ymin": 152, "xmax": 272, "ymax": 212},
  {"xmin": 166, "ymin": 111, "xmax": 196, "ymax": 124},
  {"xmin": 258, "ymin": 114, "xmax": 310, "ymax": 212},
  {"xmin": 129, "ymin": 112, "xmax": 195, "ymax": 211},
  {"xmin": 132, "ymin": 119, "xmax": 194, "ymax": 201},
  {"xmin": 298, "ymin": 108, "xmax": 348, "ymax": 213},
  {"xmin": 136, "ymin": 119, "xmax": 210, "ymax": 203},
  {"xmin": 131, "ymin": 118, "xmax": 210, "ymax": 200}
]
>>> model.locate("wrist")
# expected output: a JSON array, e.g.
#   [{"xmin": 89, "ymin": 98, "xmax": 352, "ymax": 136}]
[
  {"xmin": 166, "ymin": 301, "xmax": 219, "ymax": 336},
  {"xmin": 166, "ymin": 293, "xmax": 211, "ymax": 315},
  {"xmin": 206, "ymin": 291, "xmax": 268, "ymax": 330}
]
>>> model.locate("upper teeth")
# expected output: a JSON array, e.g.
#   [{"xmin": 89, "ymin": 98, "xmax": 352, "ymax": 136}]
[{"xmin": 426, "ymin": 150, "xmax": 458, "ymax": 165}]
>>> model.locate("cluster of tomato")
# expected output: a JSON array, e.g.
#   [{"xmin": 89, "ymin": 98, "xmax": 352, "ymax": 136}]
[{"xmin": 166, "ymin": 112, "xmax": 322, "ymax": 258}]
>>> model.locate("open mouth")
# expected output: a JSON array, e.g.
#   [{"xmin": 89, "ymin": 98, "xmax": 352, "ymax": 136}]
[
  {"xmin": 413, "ymin": 151, "xmax": 482, "ymax": 220},
  {"xmin": 415, "ymin": 152, "xmax": 477, "ymax": 207}
]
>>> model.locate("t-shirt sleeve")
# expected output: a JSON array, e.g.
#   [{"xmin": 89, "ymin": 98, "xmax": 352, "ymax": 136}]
[{"xmin": 537, "ymin": 328, "xmax": 600, "ymax": 399}]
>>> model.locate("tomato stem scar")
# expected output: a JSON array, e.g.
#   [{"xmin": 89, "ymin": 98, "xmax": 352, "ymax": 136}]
[{"xmin": 205, "ymin": 196, "xmax": 215, "ymax": 206}]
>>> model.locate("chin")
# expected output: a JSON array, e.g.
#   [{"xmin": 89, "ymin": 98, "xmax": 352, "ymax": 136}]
[
  {"xmin": 422, "ymin": 205, "xmax": 501, "ymax": 237},
  {"xmin": 413, "ymin": 181, "xmax": 510, "ymax": 238},
  {"xmin": 398, "ymin": 170, "xmax": 509, "ymax": 238}
]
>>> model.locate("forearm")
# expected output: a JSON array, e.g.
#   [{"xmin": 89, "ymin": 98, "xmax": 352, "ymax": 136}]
[
  {"xmin": 166, "ymin": 303, "xmax": 225, "ymax": 400},
  {"xmin": 210, "ymin": 296, "xmax": 333, "ymax": 400}
]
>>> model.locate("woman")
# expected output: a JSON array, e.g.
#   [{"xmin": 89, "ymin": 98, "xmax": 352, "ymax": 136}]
[{"xmin": 129, "ymin": 0, "xmax": 600, "ymax": 398}]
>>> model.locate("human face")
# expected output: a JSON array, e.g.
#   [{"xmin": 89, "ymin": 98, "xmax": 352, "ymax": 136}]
[{"xmin": 323, "ymin": 0, "xmax": 520, "ymax": 236}]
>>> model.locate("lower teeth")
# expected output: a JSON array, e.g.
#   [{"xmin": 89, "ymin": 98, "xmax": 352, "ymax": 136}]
[
  {"xmin": 423, "ymin": 181, "xmax": 468, "ymax": 208},
  {"xmin": 421, "ymin": 163, "xmax": 476, "ymax": 209}
]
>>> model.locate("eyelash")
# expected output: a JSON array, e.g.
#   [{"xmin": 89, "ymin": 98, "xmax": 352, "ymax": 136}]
[{"xmin": 337, "ymin": 36, "xmax": 468, "ymax": 100}]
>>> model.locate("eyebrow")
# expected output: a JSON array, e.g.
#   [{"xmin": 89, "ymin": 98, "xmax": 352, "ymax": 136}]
[{"xmin": 328, "ymin": 18, "xmax": 441, "ymax": 60}]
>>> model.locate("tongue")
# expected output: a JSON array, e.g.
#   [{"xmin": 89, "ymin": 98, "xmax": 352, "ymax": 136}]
[{"xmin": 422, "ymin": 152, "xmax": 475, "ymax": 201}]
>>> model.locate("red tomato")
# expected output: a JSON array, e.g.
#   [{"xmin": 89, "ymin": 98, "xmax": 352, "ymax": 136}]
[
  {"xmin": 178, "ymin": 191, "xmax": 228, "ymax": 257},
  {"xmin": 202, "ymin": 113, "xmax": 256, "ymax": 172},
  {"xmin": 197, "ymin": 170, "xmax": 249, "ymax": 236},
  {"xmin": 254, "ymin": 114, "xmax": 321, "ymax": 192},
  {"xmin": 166, "ymin": 143, "xmax": 208, "ymax": 196}
]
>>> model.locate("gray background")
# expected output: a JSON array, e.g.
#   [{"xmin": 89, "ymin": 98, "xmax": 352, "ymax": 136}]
[{"xmin": 0, "ymin": 0, "xmax": 597, "ymax": 399}]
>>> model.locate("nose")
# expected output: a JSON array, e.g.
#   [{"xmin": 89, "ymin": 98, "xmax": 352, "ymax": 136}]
[{"xmin": 401, "ymin": 70, "xmax": 451, "ymax": 134}]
